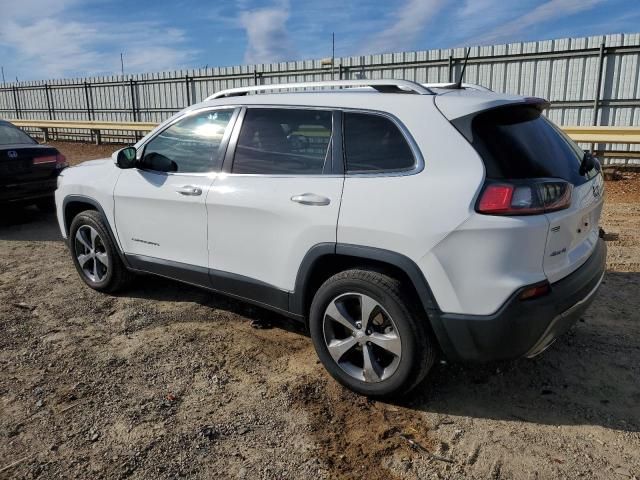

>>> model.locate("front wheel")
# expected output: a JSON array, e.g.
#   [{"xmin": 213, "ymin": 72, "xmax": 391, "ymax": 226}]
[
  {"xmin": 69, "ymin": 210, "xmax": 131, "ymax": 293},
  {"xmin": 309, "ymin": 269, "xmax": 435, "ymax": 398}
]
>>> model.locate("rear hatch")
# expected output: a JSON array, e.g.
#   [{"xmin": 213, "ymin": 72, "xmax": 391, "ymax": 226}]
[{"xmin": 440, "ymin": 95, "xmax": 603, "ymax": 283}]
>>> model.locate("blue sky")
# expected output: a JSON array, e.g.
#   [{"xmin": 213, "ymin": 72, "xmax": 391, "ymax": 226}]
[{"xmin": 1, "ymin": 0, "xmax": 639, "ymax": 81}]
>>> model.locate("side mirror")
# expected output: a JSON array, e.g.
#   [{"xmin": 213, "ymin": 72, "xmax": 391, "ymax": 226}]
[{"xmin": 113, "ymin": 146, "xmax": 137, "ymax": 169}]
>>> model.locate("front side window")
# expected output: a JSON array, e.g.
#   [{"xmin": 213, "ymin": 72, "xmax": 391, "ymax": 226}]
[
  {"xmin": 141, "ymin": 109, "xmax": 234, "ymax": 173},
  {"xmin": 343, "ymin": 112, "xmax": 415, "ymax": 173},
  {"xmin": 232, "ymin": 108, "xmax": 332, "ymax": 175}
]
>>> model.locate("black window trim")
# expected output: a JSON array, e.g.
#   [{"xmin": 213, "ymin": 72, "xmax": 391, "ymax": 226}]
[
  {"xmin": 221, "ymin": 105, "xmax": 424, "ymax": 178},
  {"xmin": 340, "ymin": 107, "xmax": 425, "ymax": 177},
  {"xmin": 222, "ymin": 105, "xmax": 339, "ymax": 177},
  {"xmin": 135, "ymin": 106, "xmax": 241, "ymax": 176}
]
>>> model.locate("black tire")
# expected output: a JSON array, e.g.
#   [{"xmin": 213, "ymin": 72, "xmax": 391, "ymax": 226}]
[
  {"xmin": 69, "ymin": 210, "xmax": 132, "ymax": 293},
  {"xmin": 35, "ymin": 197, "xmax": 56, "ymax": 213},
  {"xmin": 309, "ymin": 269, "xmax": 435, "ymax": 398}
]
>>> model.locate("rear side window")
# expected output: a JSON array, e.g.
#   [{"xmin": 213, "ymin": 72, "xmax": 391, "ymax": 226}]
[
  {"xmin": 343, "ymin": 113, "xmax": 415, "ymax": 173},
  {"xmin": 466, "ymin": 106, "xmax": 595, "ymax": 185},
  {"xmin": 232, "ymin": 108, "xmax": 332, "ymax": 175},
  {"xmin": 0, "ymin": 124, "xmax": 37, "ymax": 146}
]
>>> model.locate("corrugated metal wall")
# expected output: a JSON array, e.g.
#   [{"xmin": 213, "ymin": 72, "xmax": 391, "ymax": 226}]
[{"xmin": 1, "ymin": 33, "xmax": 639, "ymax": 162}]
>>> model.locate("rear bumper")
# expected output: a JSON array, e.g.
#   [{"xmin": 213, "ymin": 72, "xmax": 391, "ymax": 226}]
[
  {"xmin": 434, "ymin": 238, "xmax": 606, "ymax": 362},
  {"xmin": 0, "ymin": 178, "xmax": 57, "ymax": 204}
]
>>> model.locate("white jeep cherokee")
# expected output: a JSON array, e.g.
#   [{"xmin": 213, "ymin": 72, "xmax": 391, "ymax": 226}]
[{"xmin": 55, "ymin": 80, "xmax": 606, "ymax": 397}]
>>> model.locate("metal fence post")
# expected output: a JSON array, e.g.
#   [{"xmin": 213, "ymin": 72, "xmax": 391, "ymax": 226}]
[
  {"xmin": 83, "ymin": 81, "xmax": 93, "ymax": 121},
  {"xmin": 129, "ymin": 79, "xmax": 137, "ymax": 122},
  {"xmin": 448, "ymin": 55, "xmax": 454, "ymax": 83},
  {"xmin": 592, "ymin": 41, "xmax": 606, "ymax": 126},
  {"xmin": 12, "ymin": 86, "xmax": 20, "ymax": 119},
  {"xmin": 185, "ymin": 74, "xmax": 191, "ymax": 106},
  {"xmin": 44, "ymin": 84, "xmax": 53, "ymax": 120},
  {"xmin": 253, "ymin": 69, "xmax": 258, "ymax": 86}
]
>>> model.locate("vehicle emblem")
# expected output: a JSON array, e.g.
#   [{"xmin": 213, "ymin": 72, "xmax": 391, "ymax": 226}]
[
  {"xmin": 7, "ymin": 150, "xmax": 18, "ymax": 159},
  {"xmin": 592, "ymin": 184, "xmax": 600, "ymax": 198}
]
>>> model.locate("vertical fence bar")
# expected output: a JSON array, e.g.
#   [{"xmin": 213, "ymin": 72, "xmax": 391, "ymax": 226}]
[
  {"xmin": 44, "ymin": 84, "xmax": 53, "ymax": 119},
  {"xmin": 83, "ymin": 81, "xmax": 93, "ymax": 121},
  {"xmin": 592, "ymin": 41, "xmax": 606, "ymax": 126},
  {"xmin": 448, "ymin": 55, "xmax": 453, "ymax": 82},
  {"xmin": 185, "ymin": 74, "xmax": 191, "ymax": 106},
  {"xmin": 253, "ymin": 69, "xmax": 258, "ymax": 86},
  {"xmin": 129, "ymin": 79, "xmax": 137, "ymax": 121},
  {"xmin": 12, "ymin": 86, "xmax": 20, "ymax": 119}
]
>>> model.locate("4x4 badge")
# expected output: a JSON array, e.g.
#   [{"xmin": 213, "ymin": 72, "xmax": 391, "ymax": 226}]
[{"xmin": 7, "ymin": 150, "xmax": 18, "ymax": 159}]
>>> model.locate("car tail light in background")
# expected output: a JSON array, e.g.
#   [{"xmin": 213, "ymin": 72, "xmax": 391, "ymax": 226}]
[
  {"xmin": 33, "ymin": 155, "xmax": 57, "ymax": 165},
  {"xmin": 55, "ymin": 153, "xmax": 68, "ymax": 169},
  {"xmin": 32, "ymin": 153, "xmax": 68, "ymax": 169},
  {"xmin": 476, "ymin": 179, "xmax": 572, "ymax": 215}
]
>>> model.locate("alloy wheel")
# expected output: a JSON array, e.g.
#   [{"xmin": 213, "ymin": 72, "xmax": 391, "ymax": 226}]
[
  {"xmin": 74, "ymin": 225, "xmax": 108, "ymax": 283},
  {"xmin": 322, "ymin": 292, "xmax": 402, "ymax": 383}
]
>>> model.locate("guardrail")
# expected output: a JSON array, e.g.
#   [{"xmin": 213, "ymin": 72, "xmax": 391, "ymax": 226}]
[
  {"xmin": 9, "ymin": 119, "xmax": 157, "ymax": 145},
  {"xmin": 562, "ymin": 126, "xmax": 640, "ymax": 145},
  {"xmin": 6, "ymin": 120, "xmax": 640, "ymax": 164}
]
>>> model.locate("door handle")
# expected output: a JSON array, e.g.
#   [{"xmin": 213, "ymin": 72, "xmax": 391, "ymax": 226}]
[
  {"xmin": 290, "ymin": 193, "xmax": 331, "ymax": 206},
  {"xmin": 176, "ymin": 185, "xmax": 202, "ymax": 196}
]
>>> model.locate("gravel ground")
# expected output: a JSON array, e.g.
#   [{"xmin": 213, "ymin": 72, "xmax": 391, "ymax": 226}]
[{"xmin": 0, "ymin": 143, "xmax": 639, "ymax": 479}]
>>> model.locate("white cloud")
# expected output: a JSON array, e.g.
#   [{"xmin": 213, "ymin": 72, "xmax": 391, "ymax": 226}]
[
  {"xmin": 467, "ymin": 0, "xmax": 606, "ymax": 45},
  {"xmin": 0, "ymin": 1, "xmax": 196, "ymax": 80},
  {"xmin": 366, "ymin": 0, "xmax": 447, "ymax": 54},
  {"xmin": 239, "ymin": 3, "xmax": 296, "ymax": 64}
]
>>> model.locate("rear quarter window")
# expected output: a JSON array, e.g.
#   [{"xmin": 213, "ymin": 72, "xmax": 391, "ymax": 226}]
[{"xmin": 343, "ymin": 112, "xmax": 415, "ymax": 173}]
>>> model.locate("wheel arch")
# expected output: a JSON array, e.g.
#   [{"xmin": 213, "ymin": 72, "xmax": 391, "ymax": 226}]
[
  {"xmin": 292, "ymin": 243, "xmax": 443, "ymax": 325},
  {"xmin": 62, "ymin": 195, "xmax": 129, "ymax": 268}
]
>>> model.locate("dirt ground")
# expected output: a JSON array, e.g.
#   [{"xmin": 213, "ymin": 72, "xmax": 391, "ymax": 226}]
[{"xmin": 1, "ymin": 142, "xmax": 639, "ymax": 479}]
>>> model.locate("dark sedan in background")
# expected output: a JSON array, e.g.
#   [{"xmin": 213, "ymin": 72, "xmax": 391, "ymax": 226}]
[{"xmin": 0, "ymin": 120, "xmax": 67, "ymax": 212}]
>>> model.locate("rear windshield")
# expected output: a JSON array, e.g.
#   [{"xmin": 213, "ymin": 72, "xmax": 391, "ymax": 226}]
[
  {"xmin": 0, "ymin": 124, "xmax": 37, "ymax": 146},
  {"xmin": 462, "ymin": 106, "xmax": 597, "ymax": 185}
]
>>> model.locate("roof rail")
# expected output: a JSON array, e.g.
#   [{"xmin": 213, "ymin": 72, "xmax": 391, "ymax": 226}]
[{"xmin": 205, "ymin": 79, "xmax": 434, "ymax": 100}]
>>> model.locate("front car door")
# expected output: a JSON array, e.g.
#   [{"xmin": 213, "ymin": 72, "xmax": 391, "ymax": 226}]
[
  {"xmin": 206, "ymin": 107, "xmax": 343, "ymax": 310},
  {"xmin": 114, "ymin": 107, "xmax": 238, "ymax": 276}
]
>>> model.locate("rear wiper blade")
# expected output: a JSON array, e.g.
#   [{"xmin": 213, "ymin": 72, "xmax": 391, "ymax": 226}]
[{"xmin": 580, "ymin": 151, "xmax": 596, "ymax": 176}]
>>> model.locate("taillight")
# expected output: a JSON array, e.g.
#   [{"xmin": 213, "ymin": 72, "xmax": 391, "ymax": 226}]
[
  {"xmin": 33, "ymin": 155, "xmax": 57, "ymax": 165},
  {"xmin": 55, "ymin": 153, "xmax": 68, "ymax": 169},
  {"xmin": 476, "ymin": 179, "xmax": 572, "ymax": 216}
]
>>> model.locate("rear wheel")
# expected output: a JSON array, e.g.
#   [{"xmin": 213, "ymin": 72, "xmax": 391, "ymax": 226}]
[
  {"xmin": 69, "ymin": 210, "xmax": 131, "ymax": 292},
  {"xmin": 309, "ymin": 269, "xmax": 435, "ymax": 398}
]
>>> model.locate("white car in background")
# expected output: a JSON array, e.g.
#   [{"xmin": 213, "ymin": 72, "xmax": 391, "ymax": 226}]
[{"xmin": 55, "ymin": 79, "xmax": 605, "ymax": 397}]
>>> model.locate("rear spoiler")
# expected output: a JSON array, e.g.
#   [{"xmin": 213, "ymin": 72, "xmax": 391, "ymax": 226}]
[{"xmin": 436, "ymin": 95, "xmax": 550, "ymax": 143}]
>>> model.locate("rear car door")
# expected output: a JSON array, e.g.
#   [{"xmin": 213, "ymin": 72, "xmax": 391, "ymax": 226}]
[
  {"xmin": 206, "ymin": 107, "xmax": 343, "ymax": 298},
  {"xmin": 113, "ymin": 108, "xmax": 238, "ymax": 269}
]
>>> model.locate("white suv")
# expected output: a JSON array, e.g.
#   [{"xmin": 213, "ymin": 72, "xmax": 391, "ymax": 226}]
[{"xmin": 55, "ymin": 80, "xmax": 606, "ymax": 397}]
